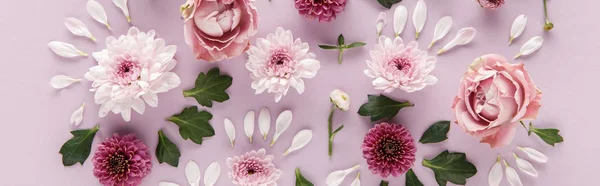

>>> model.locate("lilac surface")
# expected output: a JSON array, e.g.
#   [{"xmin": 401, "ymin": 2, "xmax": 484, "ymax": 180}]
[{"xmin": 0, "ymin": 0, "xmax": 598, "ymax": 185}]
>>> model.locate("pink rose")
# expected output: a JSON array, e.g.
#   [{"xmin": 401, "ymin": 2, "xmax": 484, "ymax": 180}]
[
  {"xmin": 181, "ymin": 0, "xmax": 258, "ymax": 62},
  {"xmin": 452, "ymin": 54, "xmax": 542, "ymax": 148}
]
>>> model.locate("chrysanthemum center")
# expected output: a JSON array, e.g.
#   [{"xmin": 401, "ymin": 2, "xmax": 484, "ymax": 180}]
[
  {"xmin": 106, "ymin": 153, "xmax": 129, "ymax": 175},
  {"xmin": 391, "ymin": 57, "xmax": 412, "ymax": 73},
  {"xmin": 268, "ymin": 50, "xmax": 294, "ymax": 77},
  {"xmin": 117, "ymin": 60, "xmax": 140, "ymax": 78},
  {"xmin": 242, "ymin": 161, "xmax": 265, "ymax": 176},
  {"xmin": 375, "ymin": 136, "xmax": 403, "ymax": 161}
]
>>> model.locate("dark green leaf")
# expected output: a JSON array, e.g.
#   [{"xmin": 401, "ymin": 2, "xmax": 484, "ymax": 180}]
[
  {"xmin": 531, "ymin": 127, "xmax": 564, "ymax": 146},
  {"xmin": 419, "ymin": 121, "xmax": 451, "ymax": 144},
  {"xmin": 295, "ymin": 168, "xmax": 314, "ymax": 186},
  {"xmin": 156, "ymin": 130, "xmax": 181, "ymax": 167},
  {"xmin": 167, "ymin": 106, "xmax": 215, "ymax": 145},
  {"xmin": 422, "ymin": 150, "xmax": 477, "ymax": 186},
  {"xmin": 406, "ymin": 169, "xmax": 424, "ymax": 186},
  {"xmin": 379, "ymin": 180, "xmax": 389, "ymax": 186},
  {"xmin": 59, "ymin": 125, "xmax": 99, "ymax": 166},
  {"xmin": 345, "ymin": 42, "xmax": 366, "ymax": 49},
  {"xmin": 377, "ymin": 0, "xmax": 402, "ymax": 9},
  {"xmin": 183, "ymin": 67, "xmax": 232, "ymax": 108},
  {"xmin": 318, "ymin": 45, "xmax": 340, "ymax": 50},
  {"xmin": 358, "ymin": 94, "xmax": 414, "ymax": 122},
  {"xmin": 338, "ymin": 34, "xmax": 345, "ymax": 45}
]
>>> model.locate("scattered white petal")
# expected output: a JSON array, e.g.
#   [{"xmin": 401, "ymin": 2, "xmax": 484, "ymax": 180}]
[
  {"xmin": 64, "ymin": 17, "xmax": 96, "ymax": 41},
  {"xmin": 326, "ymin": 165, "xmax": 360, "ymax": 186},
  {"xmin": 514, "ymin": 153, "xmax": 538, "ymax": 177},
  {"xmin": 376, "ymin": 12, "xmax": 387, "ymax": 37},
  {"xmin": 224, "ymin": 118, "xmax": 236, "ymax": 148},
  {"xmin": 350, "ymin": 172, "xmax": 361, "ymax": 186},
  {"xmin": 112, "ymin": 0, "xmax": 130, "ymax": 22},
  {"xmin": 429, "ymin": 16, "xmax": 453, "ymax": 49},
  {"xmin": 413, "ymin": 0, "xmax": 427, "ymax": 39},
  {"xmin": 244, "ymin": 110, "xmax": 255, "ymax": 143},
  {"xmin": 504, "ymin": 159, "xmax": 523, "ymax": 186},
  {"xmin": 515, "ymin": 36, "xmax": 543, "ymax": 59},
  {"xmin": 259, "ymin": 108, "xmax": 271, "ymax": 140},
  {"xmin": 488, "ymin": 155, "xmax": 503, "ymax": 186},
  {"xmin": 185, "ymin": 160, "xmax": 201, "ymax": 186},
  {"xmin": 509, "ymin": 14, "xmax": 528, "ymax": 45},
  {"xmin": 204, "ymin": 161, "xmax": 221, "ymax": 186},
  {"xmin": 70, "ymin": 102, "xmax": 85, "ymax": 126},
  {"xmin": 51, "ymin": 75, "xmax": 81, "ymax": 89},
  {"xmin": 48, "ymin": 41, "xmax": 88, "ymax": 58},
  {"xmin": 284, "ymin": 130, "xmax": 313, "ymax": 156},
  {"xmin": 87, "ymin": 0, "xmax": 111, "ymax": 30},
  {"xmin": 393, "ymin": 6, "xmax": 408, "ymax": 37},
  {"xmin": 158, "ymin": 182, "xmax": 180, "ymax": 186},
  {"xmin": 270, "ymin": 110, "xmax": 293, "ymax": 147},
  {"xmin": 437, "ymin": 27, "xmax": 476, "ymax": 54},
  {"xmin": 518, "ymin": 146, "xmax": 548, "ymax": 163}
]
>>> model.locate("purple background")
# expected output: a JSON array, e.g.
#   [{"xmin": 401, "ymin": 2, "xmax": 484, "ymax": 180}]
[{"xmin": 1, "ymin": 0, "xmax": 598, "ymax": 185}]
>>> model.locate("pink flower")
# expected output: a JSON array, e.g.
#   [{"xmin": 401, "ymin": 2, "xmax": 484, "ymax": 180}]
[
  {"xmin": 362, "ymin": 122, "xmax": 416, "ymax": 178},
  {"xmin": 452, "ymin": 54, "xmax": 542, "ymax": 148},
  {"xmin": 364, "ymin": 36, "xmax": 438, "ymax": 93},
  {"xmin": 92, "ymin": 133, "xmax": 152, "ymax": 186},
  {"xmin": 246, "ymin": 27, "xmax": 321, "ymax": 102},
  {"xmin": 181, "ymin": 0, "xmax": 259, "ymax": 62},
  {"xmin": 294, "ymin": 0, "xmax": 347, "ymax": 22},
  {"xmin": 477, "ymin": 0, "xmax": 505, "ymax": 10},
  {"xmin": 226, "ymin": 149, "xmax": 282, "ymax": 186}
]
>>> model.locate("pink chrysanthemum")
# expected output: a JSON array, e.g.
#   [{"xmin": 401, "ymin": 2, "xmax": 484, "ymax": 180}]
[
  {"xmin": 362, "ymin": 122, "xmax": 416, "ymax": 178},
  {"xmin": 294, "ymin": 0, "xmax": 347, "ymax": 22},
  {"xmin": 364, "ymin": 36, "xmax": 437, "ymax": 93},
  {"xmin": 246, "ymin": 27, "xmax": 321, "ymax": 102},
  {"xmin": 226, "ymin": 149, "xmax": 282, "ymax": 186},
  {"xmin": 92, "ymin": 133, "xmax": 152, "ymax": 186},
  {"xmin": 477, "ymin": 0, "xmax": 505, "ymax": 9}
]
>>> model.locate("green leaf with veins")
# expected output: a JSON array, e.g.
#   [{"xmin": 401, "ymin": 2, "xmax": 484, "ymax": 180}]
[
  {"xmin": 531, "ymin": 127, "xmax": 564, "ymax": 146},
  {"xmin": 380, "ymin": 180, "xmax": 389, "ymax": 186},
  {"xmin": 422, "ymin": 150, "xmax": 477, "ymax": 186},
  {"xmin": 295, "ymin": 168, "xmax": 314, "ymax": 186},
  {"xmin": 419, "ymin": 121, "xmax": 451, "ymax": 144},
  {"xmin": 406, "ymin": 169, "xmax": 424, "ymax": 186},
  {"xmin": 318, "ymin": 45, "xmax": 339, "ymax": 50},
  {"xmin": 167, "ymin": 106, "xmax": 215, "ymax": 145},
  {"xmin": 183, "ymin": 67, "xmax": 232, "ymax": 108},
  {"xmin": 345, "ymin": 42, "xmax": 366, "ymax": 48},
  {"xmin": 358, "ymin": 94, "xmax": 414, "ymax": 122},
  {"xmin": 59, "ymin": 125, "xmax": 99, "ymax": 166},
  {"xmin": 156, "ymin": 130, "xmax": 181, "ymax": 167}
]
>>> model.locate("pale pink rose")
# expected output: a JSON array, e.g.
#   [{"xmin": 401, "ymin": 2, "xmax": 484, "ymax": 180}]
[
  {"xmin": 452, "ymin": 54, "xmax": 542, "ymax": 148},
  {"xmin": 181, "ymin": 0, "xmax": 258, "ymax": 62}
]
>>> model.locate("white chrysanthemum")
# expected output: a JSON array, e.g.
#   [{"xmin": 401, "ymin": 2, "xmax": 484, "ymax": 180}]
[
  {"xmin": 246, "ymin": 27, "xmax": 321, "ymax": 102},
  {"xmin": 85, "ymin": 27, "xmax": 181, "ymax": 121},
  {"xmin": 365, "ymin": 36, "xmax": 437, "ymax": 93}
]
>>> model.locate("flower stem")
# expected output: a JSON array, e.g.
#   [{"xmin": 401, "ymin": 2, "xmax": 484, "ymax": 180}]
[
  {"xmin": 328, "ymin": 104, "xmax": 336, "ymax": 157},
  {"xmin": 542, "ymin": 0, "xmax": 554, "ymax": 31},
  {"xmin": 338, "ymin": 49, "xmax": 344, "ymax": 64}
]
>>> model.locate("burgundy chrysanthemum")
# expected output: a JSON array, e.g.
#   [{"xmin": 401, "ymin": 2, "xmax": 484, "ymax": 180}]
[
  {"xmin": 362, "ymin": 122, "xmax": 416, "ymax": 178},
  {"xmin": 92, "ymin": 133, "xmax": 152, "ymax": 186},
  {"xmin": 294, "ymin": 0, "xmax": 347, "ymax": 22},
  {"xmin": 477, "ymin": 0, "xmax": 505, "ymax": 10}
]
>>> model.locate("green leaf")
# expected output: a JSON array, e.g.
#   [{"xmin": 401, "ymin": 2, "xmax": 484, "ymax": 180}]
[
  {"xmin": 531, "ymin": 127, "xmax": 564, "ymax": 146},
  {"xmin": 337, "ymin": 34, "xmax": 345, "ymax": 46},
  {"xmin": 331, "ymin": 125, "xmax": 344, "ymax": 138},
  {"xmin": 406, "ymin": 169, "xmax": 424, "ymax": 186},
  {"xmin": 358, "ymin": 94, "xmax": 414, "ymax": 122},
  {"xmin": 318, "ymin": 45, "xmax": 340, "ymax": 50},
  {"xmin": 156, "ymin": 130, "xmax": 181, "ymax": 167},
  {"xmin": 379, "ymin": 180, "xmax": 389, "ymax": 186},
  {"xmin": 377, "ymin": 0, "xmax": 402, "ymax": 9},
  {"xmin": 183, "ymin": 67, "xmax": 232, "ymax": 108},
  {"xmin": 345, "ymin": 42, "xmax": 366, "ymax": 49},
  {"xmin": 167, "ymin": 106, "xmax": 215, "ymax": 145},
  {"xmin": 419, "ymin": 121, "xmax": 451, "ymax": 144},
  {"xmin": 59, "ymin": 125, "xmax": 99, "ymax": 166},
  {"xmin": 295, "ymin": 168, "xmax": 314, "ymax": 186},
  {"xmin": 422, "ymin": 150, "xmax": 477, "ymax": 186}
]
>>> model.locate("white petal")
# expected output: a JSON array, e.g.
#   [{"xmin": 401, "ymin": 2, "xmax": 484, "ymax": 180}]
[
  {"xmin": 504, "ymin": 160, "xmax": 523, "ymax": 186},
  {"xmin": 64, "ymin": 17, "xmax": 96, "ymax": 41},
  {"xmin": 429, "ymin": 16, "xmax": 453, "ymax": 49},
  {"xmin": 112, "ymin": 0, "xmax": 130, "ymax": 22},
  {"xmin": 258, "ymin": 108, "xmax": 271, "ymax": 140},
  {"xmin": 224, "ymin": 118, "xmax": 235, "ymax": 148},
  {"xmin": 185, "ymin": 160, "xmax": 201, "ymax": 186},
  {"xmin": 284, "ymin": 130, "xmax": 313, "ymax": 156},
  {"xmin": 514, "ymin": 153, "xmax": 538, "ymax": 177},
  {"xmin": 244, "ymin": 110, "xmax": 255, "ymax": 142},
  {"xmin": 48, "ymin": 41, "xmax": 88, "ymax": 58},
  {"xmin": 393, "ymin": 6, "xmax": 408, "ymax": 37},
  {"xmin": 350, "ymin": 172, "xmax": 361, "ymax": 186},
  {"xmin": 204, "ymin": 162, "xmax": 221, "ymax": 186},
  {"xmin": 515, "ymin": 36, "xmax": 543, "ymax": 59},
  {"xmin": 70, "ymin": 102, "xmax": 85, "ymax": 126},
  {"xmin": 437, "ymin": 27, "xmax": 476, "ymax": 54},
  {"xmin": 51, "ymin": 75, "xmax": 81, "ymax": 89},
  {"xmin": 158, "ymin": 182, "xmax": 180, "ymax": 186},
  {"xmin": 509, "ymin": 15, "xmax": 527, "ymax": 45},
  {"xmin": 87, "ymin": 0, "xmax": 111, "ymax": 30},
  {"xmin": 270, "ymin": 110, "xmax": 292, "ymax": 147},
  {"xmin": 376, "ymin": 12, "xmax": 387, "ymax": 37},
  {"xmin": 413, "ymin": 0, "xmax": 427, "ymax": 39},
  {"xmin": 518, "ymin": 146, "xmax": 548, "ymax": 163},
  {"xmin": 488, "ymin": 155, "xmax": 503, "ymax": 186},
  {"xmin": 326, "ymin": 165, "xmax": 360, "ymax": 186}
]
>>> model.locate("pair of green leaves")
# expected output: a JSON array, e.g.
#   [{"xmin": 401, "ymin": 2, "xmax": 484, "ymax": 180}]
[
  {"xmin": 522, "ymin": 121, "xmax": 564, "ymax": 146},
  {"xmin": 318, "ymin": 34, "xmax": 366, "ymax": 64},
  {"xmin": 295, "ymin": 168, "xmax": 314, "ymax": 186},
  {"xmin": 377, "ymin": 0, "xmax": 402, "ymax": 9},
  {"xmin": 59, "ymin": 125, "xmax": 100, "ymax": 166},
  {"xmin": 358, "ymin": 94, "xmax": 414, "ymax": 122}
]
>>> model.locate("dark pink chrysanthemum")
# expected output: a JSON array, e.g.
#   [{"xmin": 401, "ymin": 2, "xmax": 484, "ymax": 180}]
[
  {"xmin": 294, "ymin": 0, "xmax": 347, "ymax": 22},
  {"xmin": 92, "ymin": 133, "xmax": 152, "ymax": 186},
  {"xmin": 477, "ymin": 0, "xmax": 505, "ymax": 10},
  {"xmin": 362, "ymin": 122, "xmax": 416, "ymax": 178}
]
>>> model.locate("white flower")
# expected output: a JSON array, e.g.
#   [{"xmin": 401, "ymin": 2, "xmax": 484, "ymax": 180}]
[
  {"xmin": 246, "ymin": 27, "xmax": 321, "ymax": 102},
  {"xmin": 85, "ymin": 27, "xmax": 180, "ymax": 121},
  {"xmin": 330, "ymin": 89, "xmax": 350, "ymax": 111}
]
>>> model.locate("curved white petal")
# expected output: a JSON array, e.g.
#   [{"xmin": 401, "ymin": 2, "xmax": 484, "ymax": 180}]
[
  {"xmin": 504, "ymin": 160, "xmax": 523, "ymax": 186},
  {"xmin": 204, "ymin": 162, "xmax": 221, "ymax": 186},
  {"xmin": 350, "ymin": 172, "xmax": 361, "ymax": 186},
  {"xmin": 509, "ymin": 15, "xmax": 527, "ymax": 45},
  {"xmin": 518, "ymin": 146, "xmax": 548, "ymax": 163},
  {"xmin": 51, "ymin": 75, "xmax": 81, "ymax": 89},
  {"xmin": 376, "ymin": 12, "xmax": 387, "ymax": 37},
  {"xmin": 158, "ymin": 182, "xmax": 180, "ymax": 186},
  {"xmin": 48, "ymin": 41, "xmax": 88, "ymax": 58},
  {"xmin": 430, "ymin": 16, "xmax": 453, "ymax": 49},
  {"xmin": 326, "ymin": 165, "xmax": 360, "ymax": 186},
  {"xmin": 185, "ymin": 160, "xmax": 201, "ymax": 186},
  {"xmin": 64, "ymin": 17, "xmax": 96, "ymax": 41},
  {"xmin": 437, "ymin": 27, "xmax": 476, "ymax": 54},
  {"xmin": 244, "ymin": 110, "xmax": 255, "ymax": 142},
  {"xmin": 112, "ymin": 0, "xmax": 130, "ymax": 22},
  {"xmin": 515, "ymin": 36, "xmax": 543, "ymax": 59},
  {"xmin": 412, "ymin": 0, "xmax": 427, "ymax": 39},
  {"xmin": 87, "ymin": 0, "xmax": 111, "ymax": 30},
  {"xmin": 224, "ymin": 118, "xmax": 235, "ymax": 148},
  {"xmin": 284, "ymin": 129, "xmax": 312, "ymax": 156},
  {"xmin": 270, "ymin": 110, "xmax": 292, "ymax": 147},
  {"xmin": 259, "ymin": 108, "xmax": 271, "ymax": 140},
  {"xmin": 488, "ymin": 155, "xmax": 503, "ymax": 186},
  {"xmin": 514, "ymin": 153, "xmax": 538, "ymax": 177},
  {"xmin": 393, "ymin": 6, "xmax": 408, "ymax": 37},
  {"xmin": 70, "ymin": 102, "xmax": 85, "ymax": 126}
]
